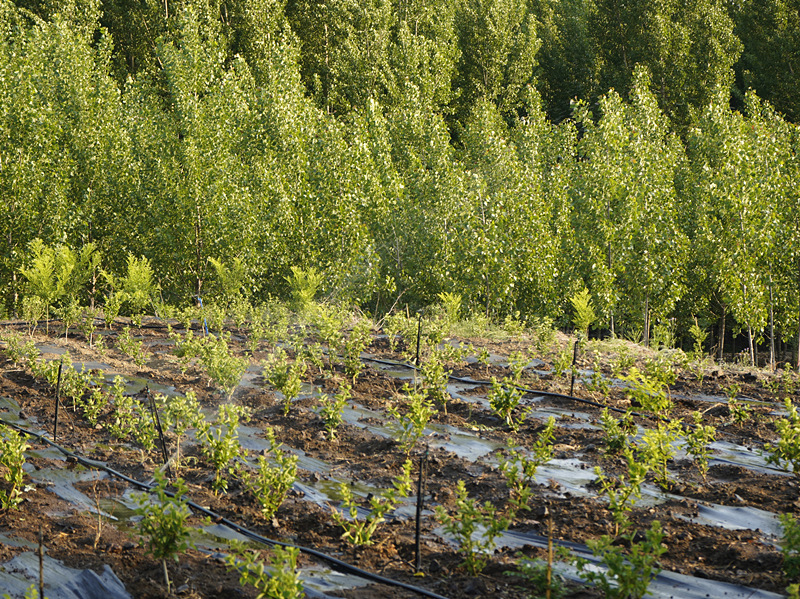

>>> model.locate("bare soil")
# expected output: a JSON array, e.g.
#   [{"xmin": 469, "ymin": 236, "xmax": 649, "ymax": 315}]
[{"xmin": 0, "ymin": 319, "xmax": 798, "ymax": 598}]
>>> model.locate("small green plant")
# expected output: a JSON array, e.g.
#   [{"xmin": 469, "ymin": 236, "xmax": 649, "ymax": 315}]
[
  {"xmin": 117, "ymin": 326, "xmax": 147, "ymax": 367},
  {"xmin": 420, "ymin": 349, "xmax": 451, "ymax": 413},
  {"xmin": 488, "ymin": 377, "xmax": 531, "ymax": 432},
  {"xmin": 765, "ymin": 399, "xmax": 800, "ymax": 476},
  {"xmin": 343, "ymin": 318, "xmax": 371, "ymax": 382},
  {"xmin": 172, "ymin": 329, "xmax": 246, "ymax": 398},
  {"xmin": 600, "ymin": 408, "xmax": 636, "ymax": 453},
  {"xmin": 239, "ymin": 427, "xmax": 298, "ymax": 520},
  {"xmin": 585, "ymin": 356, "xmax": 611, "ymax": 397},
  {"xmin": 285, "ymin": 265, "xmax": 324, "ymax": 313},
  {"xmin": 160, "ymin": 391, "xmax": 203, "ymax": 475},
  {"xmin": 105, "ymin": 375, "xmax": 157, "ymax": 450},
  {"xmin": 76, "ymin": 387, "xmax": 109, "ymax": 427},
  {"xmin": 135, "ymin": 471, "xmax": 194, "ymax": 595},
  {"xmin": 574, "ymin": 520, "xmax": 666, "ymax": 599},
  {"xmin": 79, "ymin": 307, "xmax": 100, "ymax": 346},
  {"xmin": 3, "ymin": 585, "xmax": 49, "ymax": 599},
  {"xmin": 103, "ymin": 253, "xmax": 159, "ymax": 322},
  {"xmin": 437, "ymin": 291, "xmax": 462, "ymax": 328},
  {"xmin": 683, "ymin": 412, "xmax": 717, "ymax": 481},
  {"xmin": 637, "ymin": 419, "xmax": 681, "ymax": 489},
  {"xmin": 225, "ymin": 542, "xmax": 304, "ymax": 599},
  {"xmin": 623, "ymin": 367, "xmax": 673, "ymax": 415},
  {"xmin": 569, "ymin": 287, "xmax": 596, "ymax": 339},
  {"xmin": 318, "ymin": 384, "xmax": 350, "ymax": 440},
  {"xmin": 725, "ymin": 385, "xmax": 752, "ymax": 425},
  {"xmin": 387, "ymin": 384, "xmax": 435, "ymax": 453},
  {"xmin": 553, "ymin": 348, "xmax": 571, "ymax": 379},
  {"xmin": 781, "ymin": 512, "xmax": 800, "ymax": 580},
  {"xmin": 21, "ymin": 295, "xmax": 46, "ymax": 336},
  {"xmin": 594, "ymin": 448, "xmax": 649, "ymax": 534},
  {"xmin": 0, "ymin": 425, "xmax": 30, "ymax": 509},
  {"xmin": 0, "ymin": 333, "xmax": 38, "ymax": 367},
  {"xmin": 435, "ymin": 479, "xmax": 510, "ymax": 574},
  {"xmin": 499, "ymin": 417, "xmax": 556, "ymax": 513},
  {"xmin": 197, "ymin": 404, "xmax": 250, "ymax": 493},
  {"xmin": 331, "ymin": 459, "xmax": 413, "ymax": 547},
  {"xmin": 263, "ymin": 348, "xmax": 307, "ymax": 416},
  {"xmin": 689, "ymin": 320, "xmax": 708, "ymax": 360}
]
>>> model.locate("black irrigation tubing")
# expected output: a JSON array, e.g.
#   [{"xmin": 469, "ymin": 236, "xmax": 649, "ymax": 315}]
[{"xmin": 0, "ymin": 417, "xmax": 451, "ymax": 599}]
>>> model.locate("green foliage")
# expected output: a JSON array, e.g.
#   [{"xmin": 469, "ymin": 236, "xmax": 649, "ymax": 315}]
[
  {"xmin": 197, "ymin": 404, "xmax": 250, "ymax": 494},
  {"xmin": 117, "ymin": 326, "xmax": 147, "ymax": 367},
  {"xmin": 331, "ymin": 459, "xmax": 413, "ymax": 547},
  {"xmin": 263, "ymin": 348, "xmax": 307, "ymax": 415},
  {"xmin": 106, "ymin": 375, "xmax": 157, "ymax": 450},
  {"xmin": 103, "ymin": 254, "xmax": 159, "ymax": 319},
  {"xmin": 622, "ymin": 367, "xmax": 673, "ymax": 415},
  {"xmin": 499, "ymin": 417, "xmax": 556, "ymax": 512},
  {"xmin": 488, "ymin": 377, "xmax": 530, "ymax": 432},
  {"xmin": 3, "ymin": 585, "xmax": 48, "ymax": 599},
  {"xmin": 435, "ymin": 479, "xmax": 510, "ymax": 575},
  {"xmin": 343, "ymin": 318, "xmax": 372, "ymax": 382},
  {"xmin": 135, "ymin": 471, "xmax": 194, "ymax": 593},
  {"xmin": 683, "ymin": 412, "xmax": 717, "ymax": 481},
  {"xmin": 225, "ymin": 543, "xmax": 304, "ymax": 599},
  {"xmin": 574, "ymin": 521, "xmax": 666, "ymax": 599},
  {"xmin": 286, "ymin": 266, "xmax": 323, "ymax": 313},
  {"xmin": 239, "ymin": 427, "xmax": 298, "ymax": 520},
  {"xmin": 765, "ymin": 399, "xmax": 800, "ymax": 476},
  {"xmin": 781, "ymin": 512, "xmax": 800, "ymax": 580},
  {"xmin": 600, "ymin": 408, "xmax": 636, "ymax": 454},
  {"xmin": 160, "ymin": 391, "xmax": 203, "ymax": 475},
  {"xmin": 0, "ymin": 425, "xmax": 30, "ymax": 509},
  {"xmin": 387, "ymin": 384, "xmax": 435, "ymax": 453},
  {"xmin": 173, "ymin": 330, "xmax": 247, "ymax": 398},
  {"xmin": 594, "ymin": 448, "xmax": 648, "ymax": 534},
  {"xmin": 420, "ymin": 349, "xmax": 451, "ymax": 412},
  {"xmin": 570, "ymin": 288, "xmax": 596, "ymax": 338},
  {"xmin": 637, "ymin": 419, "xmax": 682, "ymax": 489},
  {"xmin": 318, "ymin": 385, "xmax": 350, "ymax": 441}
]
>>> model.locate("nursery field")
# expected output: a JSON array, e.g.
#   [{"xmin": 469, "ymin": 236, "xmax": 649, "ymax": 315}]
[{"xmin": 0, "ymin": 308, "xmax": 798, "ymax": 599}]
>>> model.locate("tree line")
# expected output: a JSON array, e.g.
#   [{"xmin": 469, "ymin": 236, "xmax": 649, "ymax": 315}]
[{"xmin": 0, "ymin": 0, "xmax": 798, "ymax": 366}]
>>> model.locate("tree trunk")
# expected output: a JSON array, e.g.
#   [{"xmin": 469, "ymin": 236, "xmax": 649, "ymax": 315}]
[
  {"xmin": 748, "ymin": 326, "xmax": 755, "ymax": 367},
  {"xmin": 643, "ymin": 293, "xmax": 650, "ymax": 347},
  {"xmin": 769, "ymin": 284, "xmax": 775, "ymax": 371},
  {"xmin": 718, "ymin": 310, "xmax": 726, "ymax": 362}
]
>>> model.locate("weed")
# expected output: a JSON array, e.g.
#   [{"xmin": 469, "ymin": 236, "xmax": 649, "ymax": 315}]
[
  {"xmin": 435, "ymin": 479, "xmax": 510, "ymax": 574},
  {"xmin": 135, "ymin": 471, "xmax": 194, "ymax": 595},
  {"xmin": 765, "ymin": 399, "xmax": 800, "ymax": 476},
  {"xmin": 0, "ymin": 425, "xmax": 30, "ymax": 509},
  {"xmin": 682, "ymin": 412, "xmax": 716, "ymax": 481},
  {"xmin": 225, "ymin": 543, "xmax": 304, "ymax": 599},
  {"xmin": 197, "ymin": 404, "xmax": 250, "ymax": 493},
  {"xmin": 387, "ymin": 384, "xmax": 435, "ymax": 453},
  {"xmin": 239, "ymin": 427, "xmax": 298, "ymax": 520},
  {"xmin": 331, "ymin": 459, "xmax": 413, "ymax": 547}
]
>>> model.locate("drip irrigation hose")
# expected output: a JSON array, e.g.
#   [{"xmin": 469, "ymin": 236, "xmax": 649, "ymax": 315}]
[{"xmin": 0, "ymin": 417, "xmax": 451, "ymax": 599}]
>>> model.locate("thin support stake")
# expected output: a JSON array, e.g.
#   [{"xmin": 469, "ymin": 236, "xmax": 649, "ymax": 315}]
[
  {"xmin": 569, "ymin": 339, "xmax": 579, "ymax": 397},
  {"xmin": 38, "ymin": 527, "xmax": 44, "ymax": 599},
  {"xmin": 53, "ymin": 358, "xmax": 63, "ymax": 442},
  {"xmin": 414, "ymin": 447, "xmax": 428, "ymax": 574},
  {"xmin": 147, "ymin": 388, "xmax": 171, "ymax": 478},
  {"xmin": 415, "ymin": 312, "xmax": 422, "ymax": 366}
]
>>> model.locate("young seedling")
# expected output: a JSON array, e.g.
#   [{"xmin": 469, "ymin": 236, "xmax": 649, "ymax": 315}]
[
  {"xmin": 263, "ymin": 348, "xmax": 307, "ymax": 416},
  {"xmin": 239, "ymin": 427, "xmax": 298, "ymax": 520},
  {"xmin": 196, "ymin": 404, "xmax": 250, "ymax": 494},
  {"xmin": 387, "ymin": 384, "xmax": 434, "ymax": 454},
  {"xmin": 343, "ymin": 318, "xmax": 371, "ymax": 383},
  {"xmin": 765, "ymin": 399, "xmax": 800, "ymax": 476},
  {"xmin": 331, "ymin": 459, "xmax": 413, "ymax": 548},
  {"xmin": 0, "ymin": 425, "xmax": 30, "ymax": 509},
  {"xmin": 637, "ymin": 419, "xmax": 681, "ymax": 490},
  {"xmin": 117, "ymin": 326, "xmax": 147, "ymax": 367},
  {"xmin": 135, "ymin": 471, "xmax": 194, "ymax": 595},
  {"xmin": 160, "ymin": 391, "xmax": 203, "ymax": 475},
  {"xmin": 499, "ymin": 417, "xmax": 556, "ymax": 513},
  {"xmin": 600, "ymin": 407, "xmax": 636, "ymax": 453},
  {"xmin": 574, "ymin": 520, "xmax": 666, "ymax": 599},
  {"xmin": 225, "ymin": 542, "xmax": 304, "ymax": 599},
  {"xmin": 781, "ymin": 512, "xmax": 800, "ymax": 580},
  {"xmin": 682, "ymin": 412, "xmax": 717, "ymax": 481},
  {"xmin": 318, "ymin": 384, "xmax": 350, "ymax": 440},
  {"xmin": 420, "ymin": 349, "xmax": 451, "ymax": 413},
  {"xmin": 435, "ymin": 479, "xmax": 510, "ymax": 574},
  {"xmin": 488, "ymin": 377, "xmax": 531, "ymax": 432}
]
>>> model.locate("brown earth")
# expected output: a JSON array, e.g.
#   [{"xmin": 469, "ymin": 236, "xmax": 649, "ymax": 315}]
[{"xmin": 0, "ymin": 318, "xmax": 798, "ymax": 598}]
